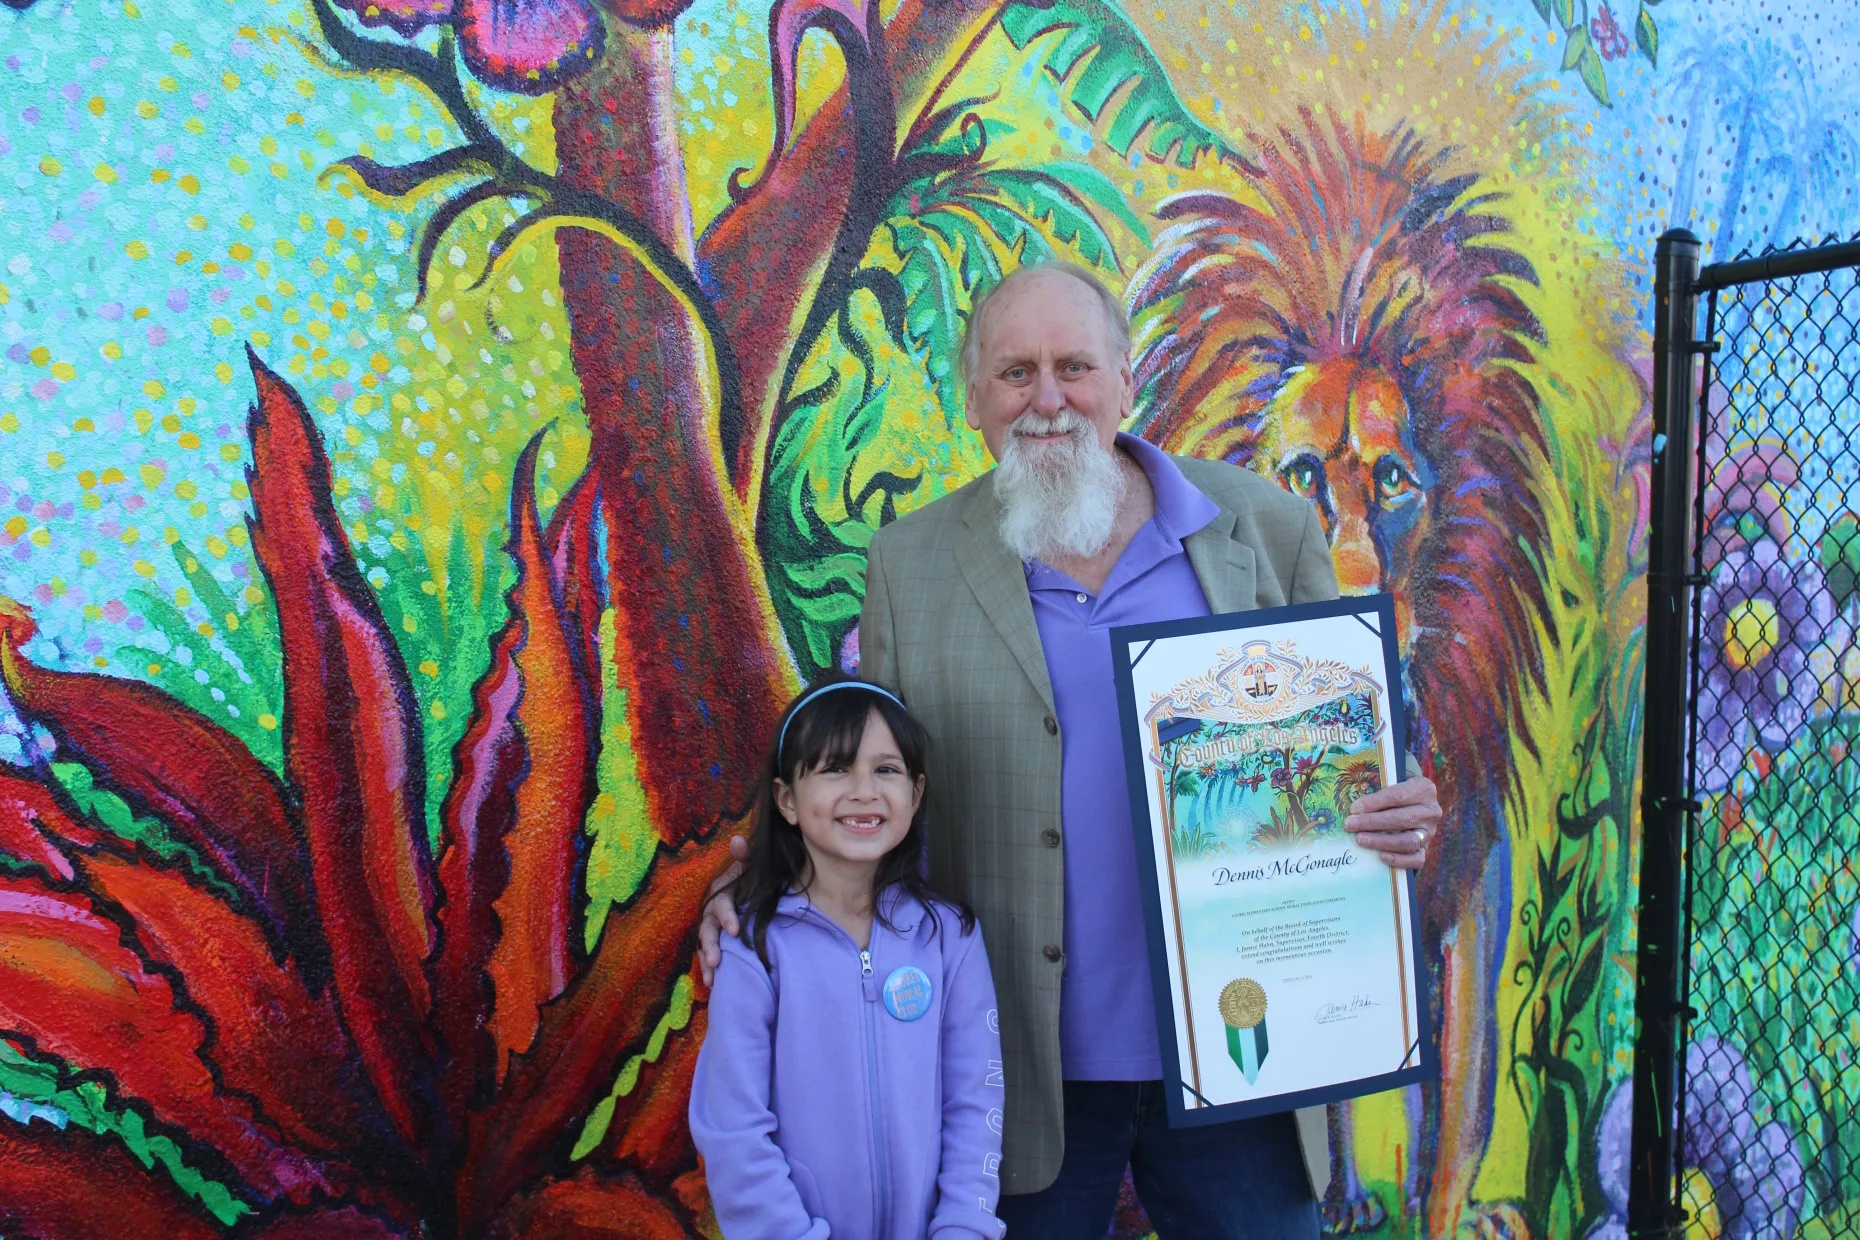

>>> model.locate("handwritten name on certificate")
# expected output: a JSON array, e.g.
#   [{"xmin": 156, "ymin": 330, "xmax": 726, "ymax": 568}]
[{"xmin": 1112, "ymin": 596, "xmax": 1435, "ymax": 1126}]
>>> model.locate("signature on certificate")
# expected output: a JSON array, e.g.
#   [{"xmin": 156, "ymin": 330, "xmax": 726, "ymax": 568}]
[{"xmin": 1314, "ymin": 995, "xmax": 1384, "ymax": 1024}]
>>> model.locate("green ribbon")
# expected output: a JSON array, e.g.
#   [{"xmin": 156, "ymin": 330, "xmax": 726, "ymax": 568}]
[{"xmin": 1226, "ymin": 1019, "xmax": 1269, "ymax": 1084}]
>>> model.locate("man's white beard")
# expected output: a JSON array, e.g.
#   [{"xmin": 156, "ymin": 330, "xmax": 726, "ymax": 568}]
[{"xmin": 993, "ymin": 410, "xmax": 1128, "ymax": 562}]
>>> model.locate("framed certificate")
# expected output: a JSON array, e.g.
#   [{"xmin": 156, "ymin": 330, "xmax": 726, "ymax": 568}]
[{"xmin": 1110, "ymin": 594, "xmax": 1435, "ymax": 1127}]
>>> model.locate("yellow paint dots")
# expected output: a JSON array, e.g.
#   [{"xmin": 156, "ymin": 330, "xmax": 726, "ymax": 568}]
[
  {"xmin": 419, "ymin": 659, "xmax": 439, "ymax": 677},
  {"xmin": 158, "ymin": 75, "xmax": 178, "ymax": 91},
  {"xmin": 160, "ymin": 414, "xmax": 181, "ymax": 433},
  {"xmin": 28, "ymin": 346, "xmax": 49, "ymax": 366},
  {"xmin": 173, "ymin": 586, "xmax": 192, "ymax": 607},
  {"xmin": 101, "ymin": 341, "xmax": 122, "ymax": 362},
  {"xmin": 126, "ymin": 240, "xmax": 150, "ymax": 260},
  {"xmin": 38, "ymin": 156, "xmax": 62, "ymax": 177},
  {"xmin": 29, "ymin": 529, "xmax": 51, "ymax": 548},
  {"xmin": 88, "ymin": 95, "xmax": 106, "ymax": 116},
  {"xmin": 134, "ymin": 561, "xmax": 157, "ymax": 580},
  {"xmin": 45, "ymin": 451, "xmax": 65, "ymax": 470},
  {"xmin": 175, "ymin": 250, "xmax": 194, "ymax": 264},
  {"xmin": 205, "ymin": 535, "xmax": 229, "ymax": 557},
  {"xmin": 211, "ymin": 317, "xmax": 234, "ymax": 336},
  {"xmin": 223, "ymin": 71, "xmax": 240, "ymax": 90},
  {"xmin": 0, "ymin": 413, "xmax": 17, "ymax": 433},
  {"xmin": 295, "ymin": 78, "xmax": 315, "ymax": 98},
  {"xmin": 151, "ymin": 168, "xmax": 171, "ymax": 184},
  {"xmin": 229, "ymin": 155, "xmax": 251, "ymax": 175},
  {"xmin": 2, "ymin": 517, "xmax": 24, "ymax": 539},
  {"xmin": 259, "ymin": 713, "xmax": 279, "ymax": 731},
  {"xmin": 178, "ymin": 432, "xmax": 201, "ymax": 450},
  {"xmin": 50, "ymin": 362, "xmax": 76, "ymax": 382},
  {"xmin": 430, "ymin": 701, "xmax": 448, "ymax": 721},
  {"xmin": 215, "ymin": 364, "xmax": 234, "ymax": 383},
  {"xmin": 175, "ymin": 481, "xmax": 197, "ymax": 500},
  {"xmin": 144, "ymin": 381, "xmax": 166, "ymax": 399},
  {"xmin": 220, "ymin": 443, "xmax": 242, "ymax": 462},
  {"xmin": 179, "ymin": 174, "xmax": 200, "ymax": 194},
  {"xmin": 243, "ymin": 585, "xmax": 263, "ymax": 605},
  {"xmin": 136, "ymin": 100, "xmax": 159, "ymax": 118}
]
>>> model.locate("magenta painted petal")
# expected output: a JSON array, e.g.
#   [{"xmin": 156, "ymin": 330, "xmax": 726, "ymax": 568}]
[
  {"xmin": 455, "ymin": 0, "xmax": 604, "ymax": 95},
  {"xmin": 330, "ymin": 0, "xmax": 452, "ymax": 37}
]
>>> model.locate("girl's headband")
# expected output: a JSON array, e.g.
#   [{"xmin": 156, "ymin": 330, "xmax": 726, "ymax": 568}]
[{"xmin": 777, "ymin": 682, "xmax": 908, "ymax": 761}]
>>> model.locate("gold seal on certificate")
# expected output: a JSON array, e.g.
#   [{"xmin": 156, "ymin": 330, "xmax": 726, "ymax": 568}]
[{"xmin": 1112, "ymin": 595, "xmax": 1435, "ymax": 1127}]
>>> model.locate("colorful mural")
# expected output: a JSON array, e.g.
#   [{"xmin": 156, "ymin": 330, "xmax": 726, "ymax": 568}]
[{"xmin": 0, "ymin": 0, "xmax": 1855, "ymax": 1235}]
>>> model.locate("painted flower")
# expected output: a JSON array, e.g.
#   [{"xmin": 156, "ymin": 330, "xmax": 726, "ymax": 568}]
[
  {"xmin": 1696, "ymin": 538, "xmax": 1833, "ymax": 792},
  {"xmin": 1589, "ymin": 6, "xmax": 1630, "ymax": 61},
  {"xmin": 1586, "ymin": 1037, "xmax": 1805, "ymax": 1240},
  {"xmin": 330, "ymin": 0, "xmax": 692, "ymax": 97},
  {"xmin": 0, "ymin": 356, "xmax": 728, "ymax": 1236}
]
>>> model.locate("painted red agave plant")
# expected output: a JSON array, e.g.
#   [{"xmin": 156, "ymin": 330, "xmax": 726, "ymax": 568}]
[{"xmin": 0, "ymin": 353, "xmax": 735, "ymax": 1238}]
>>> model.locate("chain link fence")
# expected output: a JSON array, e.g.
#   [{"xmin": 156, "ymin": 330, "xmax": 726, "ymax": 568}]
[{"xmin": 1635, "ymin": 231, "xmax": 1860, "ymax": 1240}]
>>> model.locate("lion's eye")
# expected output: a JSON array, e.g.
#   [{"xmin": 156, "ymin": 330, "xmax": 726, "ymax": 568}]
[
  {"xmin": 1280, "ymin": 456, "xmax": 1324, "ymax": 500},
  {"xmin": 1372, "ymin": 456, "xmax": 1417, "ymax": 500}
]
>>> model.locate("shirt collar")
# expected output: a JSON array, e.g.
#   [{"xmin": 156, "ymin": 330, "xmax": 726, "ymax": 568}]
[{"xmin": 1117, "ymin": 432, "xmax": 1220, "ymax": 546}]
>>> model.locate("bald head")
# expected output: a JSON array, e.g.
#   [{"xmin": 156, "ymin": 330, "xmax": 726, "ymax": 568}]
[{"xmin": 959, "ymin": 262, "xmax": 1132, "ymax": 389}]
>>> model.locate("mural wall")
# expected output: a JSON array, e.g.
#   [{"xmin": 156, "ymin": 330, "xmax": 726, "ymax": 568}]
[{"xmin": 0, "ymin": 0, "xmax": 1855, "ymax": 1234}]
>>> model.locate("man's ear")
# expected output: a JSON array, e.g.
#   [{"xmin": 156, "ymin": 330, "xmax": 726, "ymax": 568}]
[
  {"xmin": 1118, "ymin": 354, "xmax": 1135, "ymax": 425},
  {"xmin": 773, "ymin": 779, "xmax": 801, "ymax": 825},
  {"xmin": 964, "ymin": 384, "xmax": 982, "ymax": 431}
]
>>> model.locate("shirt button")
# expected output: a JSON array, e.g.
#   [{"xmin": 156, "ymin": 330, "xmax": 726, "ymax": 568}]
[
  {"xmin": 1043, "ymin": 715, "xmax": 1058, "ymax": 736},
  {"xmin": 1041, "ymin": 828, "xmax": 1061, "ymax": 848},
  {"xmin": 1076, "ymin": 592, "xmax": 1088, "ymax": 604},
  {"xmin": 1042, "ymin": 944, "xmax": 1063, "ymax": 963}
]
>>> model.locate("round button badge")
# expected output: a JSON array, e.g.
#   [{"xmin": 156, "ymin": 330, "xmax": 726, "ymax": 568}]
[{"xmin": 882, "ymin": 965, "xmax": 934, "ymax": 1021}]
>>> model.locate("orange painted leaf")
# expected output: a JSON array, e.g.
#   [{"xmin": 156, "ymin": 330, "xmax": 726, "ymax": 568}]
[
  {"xmin": 0, "ymin": 1118, "xmax": 226, "ymax": 1240},
  {"xmin": 604, "ymin": 1000, "xmax": 703, "ymax": 1183},
  {"xmin": 434, "ymin": 432, "xmax": 594, "ymax": 1121},
  {"xmin": 457, "ymin": 832, "xmax": 732, "ymax": 1230},
  {"xmin": 0, "ymin": 871, "xmax": 340, "ymax": 1204},
  {"xmin": 71, "ymin": 841, "xmax": 394, "ymax": 1178},
  {"xmin": 0, "ymin": 618, "xmax": 319, "ymax": 978},
  {"xmin": 487, "ymin": 1166, "xmax": 699, "ymax": 1239},
  {"xmin": 242, "ymin": 350, "xmax": 440, "ymax": 1149},
  {"xmin": 485, "ymin": 433, "xmax": 595, "ymax": 1071}
]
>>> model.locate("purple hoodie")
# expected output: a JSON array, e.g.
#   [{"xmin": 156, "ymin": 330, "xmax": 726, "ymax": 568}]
[{"xmin": 690, "ymin": 888, "xmax": 1006, "ymax": 1240}]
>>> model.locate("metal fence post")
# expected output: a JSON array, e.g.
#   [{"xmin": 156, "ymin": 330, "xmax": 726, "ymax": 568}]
[{"xmin": 1628, "ymin": 227, "xmax": 1703, "ymax": 1239}]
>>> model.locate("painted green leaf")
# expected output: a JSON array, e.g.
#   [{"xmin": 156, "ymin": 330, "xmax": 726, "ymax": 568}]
[
  {"xmin": 1577, "ymin": 43, "xmax": 1612, "ymax": 107},
  {"xmin": 1635, "ymin": 7, "xmax": 1658, "ymax": 66},
  {"xmin": 1000, "ymin": 0, "xmax": 1236, "ymax": 168},
  {"xmin": 1562, "ymin": 24, "xmax": 1591, "ymax": 71}
]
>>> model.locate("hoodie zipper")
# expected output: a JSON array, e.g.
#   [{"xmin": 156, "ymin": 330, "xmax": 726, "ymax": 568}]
[{"xmin": 860, "ymin": 945, "xmax": 890, "ymax": 1238}]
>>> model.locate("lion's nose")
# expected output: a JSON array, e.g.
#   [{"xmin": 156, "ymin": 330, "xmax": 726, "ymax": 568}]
[{"xmin": 1329, "ymin": 514, "xmax": 1381, "ymax": 595}]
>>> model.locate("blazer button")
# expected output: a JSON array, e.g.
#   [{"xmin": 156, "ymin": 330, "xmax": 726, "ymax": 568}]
[
  {"xmin": 1042, "ymin": 944, "xmax": 1063, "ymax": 963},
  {"xmin": 1041, "ymin": 828, "xmax": 1061, "ymax": 848},
  {"xmin": 1043, "ymin": 715, "xmax": 1058, "ymax": 736}
]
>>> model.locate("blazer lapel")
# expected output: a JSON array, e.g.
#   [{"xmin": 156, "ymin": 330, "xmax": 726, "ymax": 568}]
[
  {"xmin": 957, "ymin": 477, "xmax": 1056, "ymax": 712},
  {"xmin": 1184, "ymin": 507, "xmax": 1257, "ymax": 616}
]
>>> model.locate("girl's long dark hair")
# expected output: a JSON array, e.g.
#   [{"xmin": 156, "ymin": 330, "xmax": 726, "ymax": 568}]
[{"xmin": 734, "ymin": 674, "xmax": 975, "ymax": 968}]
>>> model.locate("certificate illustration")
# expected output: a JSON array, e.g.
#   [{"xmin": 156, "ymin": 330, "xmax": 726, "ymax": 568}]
[{"xmin": 1111, "ymin": 595, "xmax": 1435, "ymax": 1126}]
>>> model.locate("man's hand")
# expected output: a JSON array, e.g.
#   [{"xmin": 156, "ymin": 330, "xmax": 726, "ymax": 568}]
[
  {"xmin": 697, "ymin": 835, "xmax": 751, "ymax": 986},
  {"xmin": 1343, "ymin": 775, "xmax": 1439, "ymax": 872}
]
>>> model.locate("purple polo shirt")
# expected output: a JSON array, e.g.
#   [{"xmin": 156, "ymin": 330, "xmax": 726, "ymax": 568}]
[{"xmin": 1026, "ymin": 433, "xmax": 1218, "ymax": 1079}]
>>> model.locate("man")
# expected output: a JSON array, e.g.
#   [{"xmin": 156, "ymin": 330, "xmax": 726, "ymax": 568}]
[{"xmin": 702, "ymin": 262, "xmax": 1437, "ymax": 1236}]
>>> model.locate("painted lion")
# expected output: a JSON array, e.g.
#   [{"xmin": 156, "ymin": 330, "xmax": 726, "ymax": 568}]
[{"xmin": 1127, "ymin": 108, "xmax": 1552, "ymax": 1237}]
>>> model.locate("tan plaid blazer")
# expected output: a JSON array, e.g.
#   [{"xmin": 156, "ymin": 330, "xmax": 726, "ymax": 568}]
[{"xmin": 859, "ymin": 454, "xmax": 1340, "ymax": 1196}]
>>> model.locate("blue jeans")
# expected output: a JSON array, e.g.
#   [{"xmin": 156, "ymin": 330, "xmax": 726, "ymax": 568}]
[{"xmin": 997, "ymin": 1081, "xmax": 1320, "ymax": 1239}]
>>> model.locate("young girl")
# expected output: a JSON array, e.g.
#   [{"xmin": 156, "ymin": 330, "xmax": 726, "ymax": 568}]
[{"xmin": 690, "ymin": 677, "xmax": 1006, "ymax": 1240}]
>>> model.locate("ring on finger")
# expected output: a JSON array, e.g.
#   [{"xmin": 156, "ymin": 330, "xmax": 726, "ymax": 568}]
[{"xmin": 1415, "ymin": 827, "xmax": 1428, "ymax": 847}]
